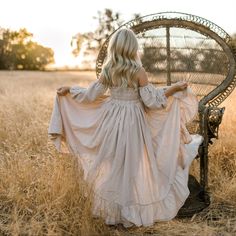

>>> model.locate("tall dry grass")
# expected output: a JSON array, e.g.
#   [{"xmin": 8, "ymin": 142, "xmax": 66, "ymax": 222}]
[{"xmin": 0, "ymin": 71, "xmax": 235, "ymax": 235}]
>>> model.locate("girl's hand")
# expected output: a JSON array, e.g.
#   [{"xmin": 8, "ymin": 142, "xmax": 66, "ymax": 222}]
[
  {"xmin": 173, "ymin": 81, "xmax": 188, "ymax": 92},
  {"xmin": 57, "ymin": 86, "xmax": 70, "ymax": 96},
  {"xmin": 164, "ymin": 81, "xmax": 188, "ymax": 98}
]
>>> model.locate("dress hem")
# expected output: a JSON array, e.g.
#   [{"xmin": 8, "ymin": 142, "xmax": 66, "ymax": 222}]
[{"xmin": 91, "ymin": 166, "xmax": 190, "ymax": 228}]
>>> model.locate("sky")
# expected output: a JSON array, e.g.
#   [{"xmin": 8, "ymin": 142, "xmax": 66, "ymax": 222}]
[{"xmin": 1, "ymin": 0, "xmax": 235, "ymax": 67}]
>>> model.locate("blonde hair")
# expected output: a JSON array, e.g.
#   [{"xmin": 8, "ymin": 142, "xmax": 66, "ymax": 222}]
[{"xmin": 101, "ymin": 28, "xmax": 142, "ymax": 90}]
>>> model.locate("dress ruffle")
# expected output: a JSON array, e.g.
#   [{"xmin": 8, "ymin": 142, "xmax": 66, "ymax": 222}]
[{"xmin": 93, "ymin": 162, "xmax": 196, "ymax": 227}]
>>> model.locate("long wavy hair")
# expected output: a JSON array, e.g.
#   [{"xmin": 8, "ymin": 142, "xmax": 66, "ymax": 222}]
[{"xmin": 101, "ymin": 28, "xmax": 142, "ymax": 90}]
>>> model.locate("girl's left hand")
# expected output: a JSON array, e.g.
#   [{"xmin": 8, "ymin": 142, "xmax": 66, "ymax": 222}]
[
  {"xmin": 57, "ymin": 86, "xmax": 70, "ymax": 96},
  {"xmin": 173, "ymin": 81, "xmax": 188, "ymax": 92}
]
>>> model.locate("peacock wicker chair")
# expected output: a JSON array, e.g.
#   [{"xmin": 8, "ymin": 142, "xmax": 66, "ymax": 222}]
[{"xmin": 96, "ymin": 12, "xmax": 236, "ymax": 217}]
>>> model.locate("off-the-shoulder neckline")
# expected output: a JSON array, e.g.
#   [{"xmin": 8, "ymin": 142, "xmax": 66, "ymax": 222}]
[{"xmin": 139, "ymin": 83, "xmax": 153, "ymax": 89}]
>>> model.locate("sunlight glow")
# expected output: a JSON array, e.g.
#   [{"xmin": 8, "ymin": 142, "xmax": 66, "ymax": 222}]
[{"xmin": 1, "ymin": 0, "xmax": 235, "ymax": 68}]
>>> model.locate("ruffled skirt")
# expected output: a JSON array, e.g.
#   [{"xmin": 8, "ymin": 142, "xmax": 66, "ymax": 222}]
[{"xmin": 48, "ymin": 88, "xmax": 203, "ymax": 227}]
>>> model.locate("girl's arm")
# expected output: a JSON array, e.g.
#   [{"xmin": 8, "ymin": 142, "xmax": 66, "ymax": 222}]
[{"xmin": 57, "ymin": 75, "xmax": 105, "ymax": 96}]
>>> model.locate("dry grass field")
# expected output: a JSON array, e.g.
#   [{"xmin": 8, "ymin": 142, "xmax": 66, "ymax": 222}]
[{"xmin": 0, "ymin": 71, "xmax": 235, "ymax": 235}]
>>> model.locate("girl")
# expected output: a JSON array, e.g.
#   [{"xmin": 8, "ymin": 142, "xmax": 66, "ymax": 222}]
[{"xmin": 49, "ymin": 28, "xmax": 203, "ymax": 228}]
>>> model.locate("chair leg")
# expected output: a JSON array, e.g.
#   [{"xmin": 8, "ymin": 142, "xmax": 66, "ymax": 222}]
[
  {"xmin": 199, "ymin": 140, "xmax": 209, "ymax": 191},
  {"xmin": 199, "ymin": 107, "xmax": 210, "ymax": 192}
]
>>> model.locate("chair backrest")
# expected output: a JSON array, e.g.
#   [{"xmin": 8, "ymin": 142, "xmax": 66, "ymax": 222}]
[{"xmin": 96, "ymin": 12, "xmax": 236, "ymax": 110}]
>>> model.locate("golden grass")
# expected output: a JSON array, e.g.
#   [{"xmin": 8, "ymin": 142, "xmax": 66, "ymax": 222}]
[{"xmin": 0, "ymin": 71, "xmax": 235, "ymax": 235}]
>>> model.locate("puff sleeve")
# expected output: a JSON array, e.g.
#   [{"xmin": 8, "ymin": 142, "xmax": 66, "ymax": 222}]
[
  {"xmin": 139, "ymin": 83, "xmax": 168, "ymax": 109},
  {"xmin": 69, "ymin": 80, "xmax": 107, "ymax": 103}
]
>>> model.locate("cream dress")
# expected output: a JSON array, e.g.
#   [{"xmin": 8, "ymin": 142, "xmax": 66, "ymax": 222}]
[{"xmin": 48, "ymin": 79, "xmax": 203, "ymax": 227}]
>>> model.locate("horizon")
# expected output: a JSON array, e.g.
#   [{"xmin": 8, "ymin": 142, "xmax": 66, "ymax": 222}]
[{"xmin": 1, "ymin": 0, "xmax": 236, "ymax": 68}]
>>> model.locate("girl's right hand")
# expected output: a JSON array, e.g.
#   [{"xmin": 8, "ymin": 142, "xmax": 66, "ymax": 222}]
[{"xmin": 57, "ymin": 86, "xmax": 70, "ymax": 96}]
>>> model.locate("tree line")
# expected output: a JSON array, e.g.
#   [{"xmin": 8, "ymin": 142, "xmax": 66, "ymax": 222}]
[
  {"xmin": 0, "ymin": 28, "xmax": 54, "ymax": 70},
  {"xmin": 0, "ymin": 9, "xmax": 235, "ymax": 71}
]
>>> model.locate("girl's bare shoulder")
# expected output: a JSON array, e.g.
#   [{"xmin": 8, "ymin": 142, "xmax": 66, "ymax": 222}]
[{"xmin": 133, "ymin": 67, "xmax": 148, "ymax": 87}]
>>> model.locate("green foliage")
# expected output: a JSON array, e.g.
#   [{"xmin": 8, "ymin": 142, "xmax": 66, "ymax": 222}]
[{"xmin": 0, "ymin": 28, "xmax": 54, "ymax": 70}]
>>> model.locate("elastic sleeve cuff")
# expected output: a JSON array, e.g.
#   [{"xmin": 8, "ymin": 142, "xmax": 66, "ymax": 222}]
[
  {"xmin": 69, "ymin": 86, "xmax": 80, "ymax": 93},
  {"xmin": 158, "ymin": 88, "xmax": 168, "ymax": 108},
  {"xmin": 69, "ymin": 86, "xmax": 86, "ymax": 98}
]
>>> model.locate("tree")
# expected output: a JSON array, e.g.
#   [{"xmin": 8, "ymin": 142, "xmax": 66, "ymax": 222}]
[
  {"xmin": 71, "ymin": 9, "xmax": 124, "ymax": 60},
  {"xmin": 0, "ymin": 28, "xmax": 54, "ymax": 70},
  {"xmin": 93, "ymin": 9, "xmax": 123, "ymax": 48},
  {"xmin": 71, "ymin": 11, "xmax": 147, "ymax": 69}
]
